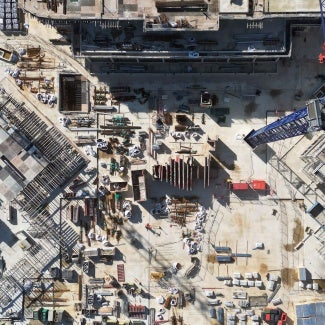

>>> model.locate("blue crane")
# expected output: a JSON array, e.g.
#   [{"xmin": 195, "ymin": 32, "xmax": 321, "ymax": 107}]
[
  {"xmin": 319, "ymin": 0, "xmax": 325, "ymax": 63},
  {"xmin": 244, "ymin": 98, "xmax": 325, "ymax": 149}
]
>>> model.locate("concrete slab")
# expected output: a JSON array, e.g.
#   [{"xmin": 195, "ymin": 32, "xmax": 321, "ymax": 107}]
[
  {"xmin": 0, "ymin": 16, "xmax": 324, "ymax": 325},
  {"xmin": 267, "ymin": 0, "xmax": 319, "ymax": 13}
]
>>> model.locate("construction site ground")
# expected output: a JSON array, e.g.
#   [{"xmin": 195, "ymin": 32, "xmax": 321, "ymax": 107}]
[{"xmin": 0, "ymin": 15, "xmax": 324, "ymax": 325}]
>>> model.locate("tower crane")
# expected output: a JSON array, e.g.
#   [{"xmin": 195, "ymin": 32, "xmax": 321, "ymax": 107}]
[
  {"xmin": 244, "ymin": 97, "xmax": 325, "ymax": 149},
  {"xmin": 319, "ymin": 0, "xmax": 325, "ymax": 63}
]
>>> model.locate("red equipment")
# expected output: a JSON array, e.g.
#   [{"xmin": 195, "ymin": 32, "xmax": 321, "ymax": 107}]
[{"xmin": 319, "ymin": 0, "xmax": 325, "ymax": 63}]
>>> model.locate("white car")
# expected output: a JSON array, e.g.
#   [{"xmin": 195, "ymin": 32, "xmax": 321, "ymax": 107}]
[
  {"xmin": 129, "ymin": 145, "xmax": 142, "ymax": 157},
  {"xmin": 189, "ymin": 51, "xmax": 199, "ymax": 58},
  {"xmin": 225, "ymin": 301, "xmax": 235, "ymax": 308},
  {"xmin": 254, "ymin": 242, "xmax": 264, "ymax": 249},
  {"xmin": 96, "ymin": 139, "xmax": 109, "ymax": 150}
]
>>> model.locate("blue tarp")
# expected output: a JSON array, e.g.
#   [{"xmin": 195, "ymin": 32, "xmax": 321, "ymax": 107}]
[
  {"xmin": 316, "ymin": 316, "xmax": 325, "ymax": 325},
  {"xmin": 296, "ymin": 303, "xmax": 325, "ymax": 325},
  {"xmin": 316, "ymin": 302, "xmax": 325, "ymax": 316}
]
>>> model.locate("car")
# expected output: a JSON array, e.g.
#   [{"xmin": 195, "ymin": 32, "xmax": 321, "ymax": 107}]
[
  {"xmin": 169, "ymin": 21, "xmax": 178, "ymax": 28},
  {"xmin": 272, "ymin": 298, "xmax": 282, "ymax": 306},
  {"xmin": 207, "ymin": 299, "xmax": 221, "ymax": 306},
  {"xmin": 254, "ymin": 242, "xmax": 264, "ymax": 249},
  {"xmin": 189, "ymin": 51, "xmax": 199, "ymax": 58},
  {"xmin": 96, "ymin": 139, "xmax": 109, "ymax": 150},
  {"xmin": 129, "ymin": 145, "xmax": 142, "ymax": 157},
  {"xmin": 187, "ymin": 124, "xmax": 200, "ymax": 131}
]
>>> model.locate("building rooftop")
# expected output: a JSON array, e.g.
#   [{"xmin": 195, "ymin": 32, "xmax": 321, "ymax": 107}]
[
  {"xmin": 20, "ymin": 0, "xmax": 320, "ymax": 33},
  {"xmin": 267, "ymin": 0, "xmax": 319, "ymax": 13},
  {"xmin": 78, "ymin": 18, "xmax": 287, "ymax": 58}
]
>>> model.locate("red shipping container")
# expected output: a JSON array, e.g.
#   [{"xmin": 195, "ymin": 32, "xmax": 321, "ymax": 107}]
[
  {"xmin": 250, "ymin": 180, "xmax": 266, "ymax": 190},
  {"xmin": 232, "ymin": 182, "xmax": 249, "ymax": 190}
]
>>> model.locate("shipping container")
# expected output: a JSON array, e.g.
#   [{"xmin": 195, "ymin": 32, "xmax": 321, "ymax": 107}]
[{"xmin": 232, "ymin": 182, "xmax": 249, "ymax": 190}]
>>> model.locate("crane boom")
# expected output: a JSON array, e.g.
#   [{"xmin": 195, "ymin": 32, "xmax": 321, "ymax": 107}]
[{"xmin": 244, "ymin": 98, "xmax": 325, "ymax": 149}]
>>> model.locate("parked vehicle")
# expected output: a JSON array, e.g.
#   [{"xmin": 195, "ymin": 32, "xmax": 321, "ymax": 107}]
[
  {"xmin": 207, "ymin": 299, "xmax": 221, "ymax": 306},
  {"xmin": 225, "ymin": 301, "xmax": 235, "ymax": 308}
]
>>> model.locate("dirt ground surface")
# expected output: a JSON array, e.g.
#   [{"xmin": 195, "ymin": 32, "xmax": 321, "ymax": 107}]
[{"xmin": 0, "ymin": 16, "xmax": 324, "ymax": 325}]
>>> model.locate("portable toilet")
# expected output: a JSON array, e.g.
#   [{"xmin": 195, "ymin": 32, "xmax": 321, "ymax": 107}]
[
  {"xmin": 217, "ymin": 307, "xmax": 224, "ymax": 324},
  {"xmin": 255, "ymin": 281, "xmax": 263, "ymax": 288},
  {"xmin": 233, "ymin": 272, "xmax": 241, "ymax": 279},
  {"xmin": 209, "ymin": 308, "xmax": 217, "ymax": 318},
  {"xmin": 48, "ymin": 309, "xmax": 55, "ymax": 322}
]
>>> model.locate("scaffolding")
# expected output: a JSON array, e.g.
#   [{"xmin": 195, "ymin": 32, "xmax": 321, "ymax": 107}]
[
  {"xmin": 301, "ymin": 134, "xmax": 325, "ymax": 184},
  {"xmin": 0, "ymin": 89, "xmax": 86, "ymax": 310},
  {"xmin": 0, "ymin": 89, "xmax": 87, "ymax": 216}
]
